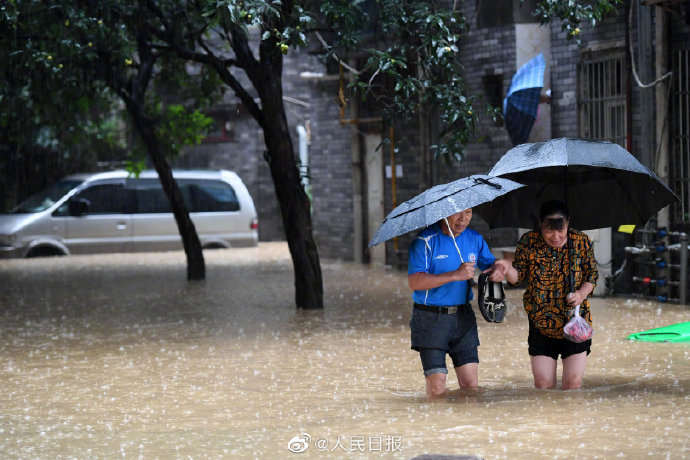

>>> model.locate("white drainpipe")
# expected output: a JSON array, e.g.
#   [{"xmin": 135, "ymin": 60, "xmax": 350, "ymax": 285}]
[{"xmin": 297, "ymin": 125, "xmax": 311, "ymax": 199}]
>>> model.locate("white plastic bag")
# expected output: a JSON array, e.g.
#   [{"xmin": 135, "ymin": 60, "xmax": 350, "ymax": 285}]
[{"xmin": 563, "ymin": 304, "xmax": 593, "ymax": 343}]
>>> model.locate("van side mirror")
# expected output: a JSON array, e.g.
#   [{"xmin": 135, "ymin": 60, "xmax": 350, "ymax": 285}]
[{"xmin": 68, "ymin": 198, "xmax": 91, "ymax": 216}]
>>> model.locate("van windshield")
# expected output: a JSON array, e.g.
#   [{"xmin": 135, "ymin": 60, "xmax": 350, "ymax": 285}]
[{"xmin": 11, "ymin": 179, "xmax": 83, "ymax": 213}]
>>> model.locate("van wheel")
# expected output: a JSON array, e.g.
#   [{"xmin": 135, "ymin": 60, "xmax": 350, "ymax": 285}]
[{"xmin": 26, "ymin": 246, "xmax": 66, "ymax": 258}]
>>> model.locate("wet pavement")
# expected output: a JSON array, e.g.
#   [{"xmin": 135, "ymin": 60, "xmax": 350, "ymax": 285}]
[{"xmin": 0, "ymin": 242, "xmax": 688, "ymax": 459}]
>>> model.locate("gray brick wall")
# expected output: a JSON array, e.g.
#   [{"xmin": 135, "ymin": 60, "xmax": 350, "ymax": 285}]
[
  {"xmin": 457, "ymin": 2, "xmax": 516, "ymax": 180},
  {"xmin": 307, "ymin": 79, "xmax": 355, "ymax": 260},
  {"xmin": 456, "ymin": 4, "xmax": 518, "ymax": 250}
]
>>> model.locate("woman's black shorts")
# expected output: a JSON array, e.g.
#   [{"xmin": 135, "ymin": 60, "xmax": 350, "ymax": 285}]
[{"xmin": 528, "ymin": 322, "xmax": 591, "ymax": 360}]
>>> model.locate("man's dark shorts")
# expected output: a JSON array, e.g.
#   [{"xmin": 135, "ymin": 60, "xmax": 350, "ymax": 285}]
[
  {"xmin": 410, "ymin": 305, "xmax": 479, "ymax": 376},
  {"xmin": 528, "ymin": 323, "xmax": 591, "ymax": 360}
]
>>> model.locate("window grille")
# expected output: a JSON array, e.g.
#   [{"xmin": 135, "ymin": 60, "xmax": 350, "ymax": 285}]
[
  {"xmin": 578, "ymin": 51, "xmax": 627, "ymax": 147},
  {"xmin": 670, "ymin": 48, "xmax": 690, "ymax": 224}
]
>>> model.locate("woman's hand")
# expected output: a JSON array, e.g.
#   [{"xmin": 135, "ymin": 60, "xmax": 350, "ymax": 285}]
[
  {"xmin": 566, "ymin": 291, "xmax": 585, "ymax": 307},
  {"xmin": 484, "ymin": 261, "xmax": 507, "ymax": 282},
  {"xmin": 566, "ymin": 282, "xmax": 595, "ymax": 307},
  {"xmin": 484, "ymin": 259, "xmax": 514, "ymax": 283}
]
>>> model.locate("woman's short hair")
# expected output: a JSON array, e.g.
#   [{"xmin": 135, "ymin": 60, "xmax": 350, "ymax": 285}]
[{"xmin": 539, "ymin": 200, "xmax": 569, "ymax": 230}]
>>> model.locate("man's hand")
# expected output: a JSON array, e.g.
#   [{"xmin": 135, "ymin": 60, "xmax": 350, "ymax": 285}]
[{"xmin": 454, "ymin": 262, "xmax": 476, "ymax": 281}]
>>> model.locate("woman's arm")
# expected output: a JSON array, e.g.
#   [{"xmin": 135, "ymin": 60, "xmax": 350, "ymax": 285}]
[
  {"xmin": 490, "ymin": 259, "xmax": 519, "ymax": 284},
  {"xmin": 567, "ymin": 236, "xmax": 597, "ymax": 306}
]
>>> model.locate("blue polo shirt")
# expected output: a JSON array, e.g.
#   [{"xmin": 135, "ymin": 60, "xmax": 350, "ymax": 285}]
[{"xmin": 408, "ymin": 224, "xmax": 495, "ymax": 306}]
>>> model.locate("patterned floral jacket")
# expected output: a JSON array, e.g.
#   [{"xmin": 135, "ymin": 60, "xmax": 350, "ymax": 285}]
[{"xmin": 513, "ymin": 229, "xmax": 598, "ymax": 339}]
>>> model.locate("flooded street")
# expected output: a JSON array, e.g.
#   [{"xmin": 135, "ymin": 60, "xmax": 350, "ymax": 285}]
[{"xmin": 0, "ymin": 242, "xmax": 688, "ymax": 459}]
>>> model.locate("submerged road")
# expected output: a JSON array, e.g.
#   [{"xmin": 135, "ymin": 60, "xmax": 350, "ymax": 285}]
[{"xmin": 0, "ymin": 243, "xmax": 688, "ymax": 459}]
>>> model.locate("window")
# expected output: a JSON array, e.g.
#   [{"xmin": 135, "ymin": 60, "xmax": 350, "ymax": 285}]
[
  {"xmin": 578, "ymin": 51, "xmax": 627, "ymax": 147},
  {"xmin": 476, "ymin": 0, "xmax": 538, "ymax": 28},
  {"xmin": 14, "ymin": 179, "xmax": 82, "ymax": 214},
  {"xmin": 129, "ymin": 179, "xmax": 174, "ymax": 213},
  {"xmin": 670, "ymin": 48, "xmax": 690, "ymax": 224},
  {"xmin": 482, "ymin": 74, "xmax": 504, "ymax": 107},
  {"xmin": 72, "ymin": 183, "xmax": 132, "ymax": 214},
  {"xmin": 202, "ymin": 109, "xmax": 235, "ymax": 143},
  {"xmin": 482, "ymin": 74, "xmax": 504, "ymax": 126},
  {"xmin": 182, "ymin": 179, "xmax": 240, "ymax": 212},
  {"xmin": 127, "ymin": 178, "xmax": 239, "ymax": 213}
]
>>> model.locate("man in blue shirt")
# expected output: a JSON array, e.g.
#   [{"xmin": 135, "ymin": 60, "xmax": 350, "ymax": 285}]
[{"xmin": 408, "ymin": 208, "xmax": 506, "ymax": 398}]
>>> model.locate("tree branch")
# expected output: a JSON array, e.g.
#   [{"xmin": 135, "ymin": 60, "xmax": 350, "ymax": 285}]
[{"xmin": 141, "ymin": 2, "xmax": 265, "ymax": 128}]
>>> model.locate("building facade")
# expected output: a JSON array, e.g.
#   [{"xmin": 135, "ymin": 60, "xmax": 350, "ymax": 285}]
[{"xmin": 179, "ymin": 1, "xmax": 689, "ymax": 285}]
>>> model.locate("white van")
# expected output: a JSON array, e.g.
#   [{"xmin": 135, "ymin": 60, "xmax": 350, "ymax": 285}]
[{"xmin": 0, "ymin": 170, "xmax": 258, "ymax": 258}]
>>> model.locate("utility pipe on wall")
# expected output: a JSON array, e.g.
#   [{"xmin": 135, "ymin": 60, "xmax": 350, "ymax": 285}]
[
  {"xmin": 297, "ymin": 124, "xmax": 311, "ymax": 202},
  {"xmin": 390, "ymin": 126, "xmax": 398, "ymax": 253}
]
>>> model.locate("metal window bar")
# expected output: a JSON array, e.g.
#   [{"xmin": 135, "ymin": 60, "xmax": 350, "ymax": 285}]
[
  {"xmin": 670, "ymin": 48, "xmax": 690, "ymax": 225},
  {"xmin": 579, "ymin": 52, "xmax": 627, "ymax": 147}
]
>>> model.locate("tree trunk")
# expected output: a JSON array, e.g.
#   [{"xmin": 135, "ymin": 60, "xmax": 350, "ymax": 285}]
[
  {"xmin": 257, "ymin": 67, "xmax": 323, "ymax": 309},
  {"xmin": 166, "ymin": 8, "xmax": 324, "ymax": 305},
  {"xmin": 128, "ymin": 107, "xmax": 206, "ymax": 281},
  {"xmin": 265, "ymin": 131, "xmax": 324, "ymax": 309}
]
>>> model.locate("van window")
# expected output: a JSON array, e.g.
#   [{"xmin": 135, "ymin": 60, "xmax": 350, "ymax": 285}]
[
  {"xmin": 129, "ymin": 179, "xmax": 176, "ymax": 213},
  {"xmin": 73, "ymin": 183, "xmax": 132, "ymax": 214},
  {"xmin": 183, "ymin": 179, "xmax": 240, "ymax": 212},
  {"xmin": 128, "ymin": 178, "xmax": 239, "ymax": 213},
  {"xmin": 54, "ymin": 182, "xmax": 132, "ymax": 216},
  {"xmin": 13, "ymin": 179, "xmax": 82, "ymax": 214}
]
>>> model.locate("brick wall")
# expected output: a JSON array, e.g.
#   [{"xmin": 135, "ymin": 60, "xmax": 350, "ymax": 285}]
[{"xmin": 456, "ymin": 3, "xmax": 518, "ymax": 249}]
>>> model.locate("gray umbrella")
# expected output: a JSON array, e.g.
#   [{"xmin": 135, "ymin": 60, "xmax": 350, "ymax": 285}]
[
  {"xmin": 368, "ymin": 175, "xmax": 525, "ymax": 247},
  {"xmin": 480, "ymin": 138, "xmax": 678, "ymax": 230}
]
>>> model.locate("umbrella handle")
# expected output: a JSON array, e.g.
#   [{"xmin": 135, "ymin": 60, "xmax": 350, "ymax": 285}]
[{"xmin": 445, "ymin": 216, "xmax": 471, "ymax": 305}]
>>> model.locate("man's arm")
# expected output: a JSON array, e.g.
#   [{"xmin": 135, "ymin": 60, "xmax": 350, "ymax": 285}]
[{"xmin": 408, "ymin": 262, "xmax": 475, "ymax": 291}]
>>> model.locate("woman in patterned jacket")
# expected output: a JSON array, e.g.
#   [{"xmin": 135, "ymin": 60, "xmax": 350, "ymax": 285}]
[{"xmin": 494, "ymin": 200, "xmax": 598, "ymax": 390}]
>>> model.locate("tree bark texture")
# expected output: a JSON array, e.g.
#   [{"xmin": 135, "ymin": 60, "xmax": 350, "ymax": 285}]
[{"xmin": 256, "ymin": 45, "xmax": 324, "ymax": 309}]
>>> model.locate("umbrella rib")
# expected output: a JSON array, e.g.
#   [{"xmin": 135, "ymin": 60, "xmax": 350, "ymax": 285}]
[{"xmin": 391, "ymin": 179, "xmax": 505, "ymax": 219}]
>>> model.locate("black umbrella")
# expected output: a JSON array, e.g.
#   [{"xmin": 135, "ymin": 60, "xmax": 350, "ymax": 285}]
[
  {"xmin": 368, "ymin": 175, "xmax": 525, "ymax": 247},
  {"xmin": 480, "ymin": 138, "xmax": 678, "ymax": 230}
]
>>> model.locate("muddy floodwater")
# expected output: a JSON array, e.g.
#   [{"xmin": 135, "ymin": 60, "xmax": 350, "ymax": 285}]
[{"xmin": 0, "ymin": 242, "xmax": 688, "ymax": 459}]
